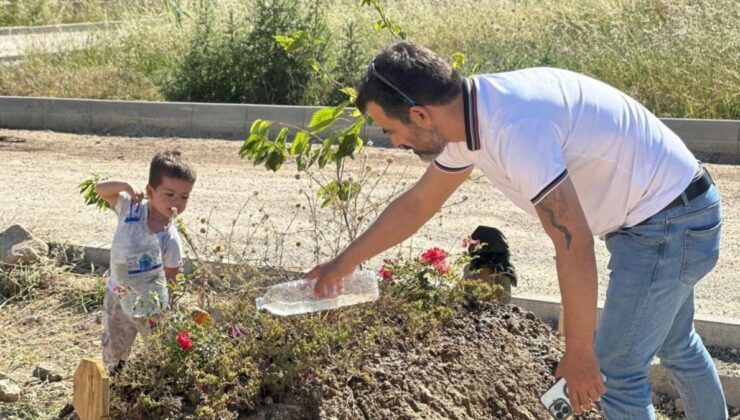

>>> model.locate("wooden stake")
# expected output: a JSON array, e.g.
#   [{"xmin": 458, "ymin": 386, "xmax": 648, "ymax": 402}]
[{"xmin": 73, "ymin": 358, "xmax": 109, "ymax": 420}]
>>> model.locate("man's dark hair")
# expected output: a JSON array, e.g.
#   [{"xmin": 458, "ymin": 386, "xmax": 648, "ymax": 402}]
[
  {"xmin": 356, "ymin": 41, "xmax": 462, "ymax": 122},
  {"xmin": 149, "ymin": 150, "xmax": 197, "ymax": 188}
]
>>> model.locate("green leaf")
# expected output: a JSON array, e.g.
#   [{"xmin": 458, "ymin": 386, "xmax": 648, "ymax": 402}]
[
  {"xmin": 240, "ymin": 134, "xmax": 263, "ymax": 158},
  {"xmin": 275, "ymin": 127, "xmax": 289, "ymax": 148},
  {"xmin": 274, "ymin": 35, "xmax": 295, "ymax": 50},
  {"xmin": 336, "ymin": 132, "xmax": 359, "ymax": 159},
  {"xmin": 317, "ymin": 138, "xmax": 335, "ymax": 169},
  {"xmin": 289, "ymin": 131, "xmax": 310, "ymax": 156},
  {"xmin": 340, "ymin": 87, "xmax": 357, "ymax": 103},
  {"xmin": 451, "ymin": 52, "xmax": 466, "ymax": 69},
  {"xmin": 253, "ymin": 145, "xmax": 271, "ymax": 166},
  {"xmin": 307, "ymin": 102, "xmax": 348, "ymax": 134},
  {"xmin": 250, "ymin": 119, "xmax": 272, "ymax": 137},
  {"xmin": 78, "ymin": 174, "xmax": 110, "ymax": 211},
  {"xmin": 266, "ymin": 149, "xmax": 285, "ymax": 171}
]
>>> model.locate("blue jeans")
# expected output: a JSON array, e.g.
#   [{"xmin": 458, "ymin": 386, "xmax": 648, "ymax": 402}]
[{"xmin": 597, "ymin": 184, "xmax": 727, "ymax": 420}]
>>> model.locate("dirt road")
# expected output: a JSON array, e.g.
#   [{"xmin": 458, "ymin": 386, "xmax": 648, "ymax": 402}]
[{"xmin": 1, "ymin": 128, "xmax": 738, "ymax": 318}]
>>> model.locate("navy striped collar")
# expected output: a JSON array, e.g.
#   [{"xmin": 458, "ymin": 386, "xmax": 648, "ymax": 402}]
[{"xmin": 461, "ymin": 77, "xmax": 481, "ymax": 151}]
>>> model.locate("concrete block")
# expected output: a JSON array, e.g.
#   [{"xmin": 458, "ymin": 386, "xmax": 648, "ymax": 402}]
[
  {"xmin": 245, "ymin": 105, "xmax": 304, "ymax": 135},
  {"xmin": 695, "ymin": 314, "xmax": 740, "ymax": 349},
  {"xmin": 512, "ymin": 292, "xmax": 740, "ymax": 349},
  {"xmin": 43, "ymin": 98, "xmax": 92, "ymax": 132},
  {"xmin": 662, "ymin": 118, "xmax": 740, "ymax": 156},
  {"xmin": 511, "ymin": 293, "xmax": 562, "ymax": 322},
  {"xmin": 650, "ymin": 359, "xmax": 740, "ymax": 409},
  {"xmin": 362, "ymin": 122, "xmax": 390, "ymax": 146},
  {"xmin": 0, "ymin": 96, "xmax": 45, "ymax": 129},
  {"xmin": 87, "ymin": 100, "xmax": 141, "ymax": 135},
  {"xmin": 139, "ymin": 102, "xmax": 193, "ymax": 136},
  {"xmin": 191, "ymin": 103, "xmax": 249, "ymax": 140},
  {"xmin": 723, "ymin": 375, "xmax": 740, "ymax": 409}
]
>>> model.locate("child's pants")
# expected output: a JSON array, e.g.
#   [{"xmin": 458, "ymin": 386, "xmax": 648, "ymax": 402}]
[{"xmin": 101, "ymin": 290, "xmax": 160, "ymax": 370}]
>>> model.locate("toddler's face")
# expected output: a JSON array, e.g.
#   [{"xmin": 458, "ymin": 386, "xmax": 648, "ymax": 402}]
[{"xmin": 147, "ymin": 176, "xmax": 194, "ymax": 219}]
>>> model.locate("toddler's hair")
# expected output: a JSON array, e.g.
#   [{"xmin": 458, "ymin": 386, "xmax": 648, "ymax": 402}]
[{"xmin": 149, "ymin": 150, "xmax": 197, "ymax": 188}]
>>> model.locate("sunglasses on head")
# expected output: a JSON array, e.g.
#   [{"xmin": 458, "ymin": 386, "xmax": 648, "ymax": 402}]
[{"xmin": 366, "ymin": 60, "xmax": 417, "ymax": 106}]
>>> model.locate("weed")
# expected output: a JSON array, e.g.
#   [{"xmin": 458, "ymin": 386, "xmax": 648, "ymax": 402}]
[{"xmin": 0, "ymin": 259, "xmax": 57, "ymax": 307}]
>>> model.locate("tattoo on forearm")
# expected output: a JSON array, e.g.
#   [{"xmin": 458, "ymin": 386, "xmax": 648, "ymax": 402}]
[{"xmin": 540, "ymin": 203, "xmax": 572, "ymax": 249}]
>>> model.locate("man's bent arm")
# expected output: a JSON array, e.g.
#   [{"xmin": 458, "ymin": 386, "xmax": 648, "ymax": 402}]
[
  {"xmin": 534, "ymin": 176, "xmax": 606, "ymax": 414},
  {"xmin": 310, "ymin": 164, "xmax": 472, "ymax": 295}
]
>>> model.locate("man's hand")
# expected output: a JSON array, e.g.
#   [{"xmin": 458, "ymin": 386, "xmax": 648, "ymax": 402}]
[
  {"xmin": 305, "ymin": 259, "xmax": 355, "ymax": 298},
  {"xmin": 555, "ymin": 347, "xmax": 606, "ymax": 415}
]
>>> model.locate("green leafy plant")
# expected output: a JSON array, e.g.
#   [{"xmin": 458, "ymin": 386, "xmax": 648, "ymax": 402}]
[
  {"xmin": 379, "ymin": 244, "xmax": 503, "ymax": 307},
  {"xmin": 78, "ymin": 173, "xmax": 110, "ymax": 211}
]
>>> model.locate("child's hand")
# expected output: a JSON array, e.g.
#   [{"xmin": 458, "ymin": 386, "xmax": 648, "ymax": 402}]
[{"xmin": 126, "ymin": 184, "xmax": 144, "ymax": 203}]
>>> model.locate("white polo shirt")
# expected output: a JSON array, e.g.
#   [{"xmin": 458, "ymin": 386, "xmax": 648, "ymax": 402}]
[{"xmin": 434, "ymin": 68, "xmax": 698, "ymax": 236}]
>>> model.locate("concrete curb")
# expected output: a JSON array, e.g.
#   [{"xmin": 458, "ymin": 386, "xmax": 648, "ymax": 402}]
[
  {"xmin": 0, "ymin": 21, "xmax": 121, "ymax": 36},
  {"xmin": 649, "ymin": 358, "xmax": 740, "ymax": 410},
  {"xmin": 0, "ymin": 97, "xmax": 379, "ymax": 145},
  {"xmin": 1, "ymin": 97, "xmax": 739, "ymax": 158},
  {"xmin": 513, "ymin": 294, "xmax": 740, "ymax": 410}
]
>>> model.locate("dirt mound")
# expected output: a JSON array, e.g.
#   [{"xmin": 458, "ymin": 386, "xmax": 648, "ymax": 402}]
[{"xmin": 317, "ymin": 304, "xmax": 601, "ymax": 420}]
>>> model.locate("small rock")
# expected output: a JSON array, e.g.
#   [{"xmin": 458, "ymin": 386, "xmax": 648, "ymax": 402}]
[
  {"xmin": 32, "ymin": 364, "xmax": 63, "ymax": 382},
  {"xmin": 0, "ymin": 224, "xmax": 49, "ymax": 265},
  {"xmin": 0, "ymin": 379, "xmax": 20, "ymax": 402},
  {"xmin": 674, "ymin": 398, "xmax": 684, "ymax": 413},
  {"xmin": 264, "ymin": 395, "xmax": 274, "ymax": 406},
  {"xmin": 730, "ymin": 348, "xmax": 738, "ymax": 355}
]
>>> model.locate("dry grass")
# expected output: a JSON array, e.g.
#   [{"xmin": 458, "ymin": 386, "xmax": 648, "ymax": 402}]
[
  {"xmin": 0, "ymin": 0, "xmax": 738, "ymax": 118},
  {"xmin": 0, "ymin": 268, "xmax": 107, "ymax": 419}
]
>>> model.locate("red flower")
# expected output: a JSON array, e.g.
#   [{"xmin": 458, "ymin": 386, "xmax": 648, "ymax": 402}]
[
  {"xmin": 176, "ymin": 330, "xmax": 193, "ymax": 351},
  {"xmin": 420, "ymin": 247, "xmax": 447, "ymax": 266},
  {"xmin": 378, "ymin": 266, "xmax": 393, "ymax": 282}
]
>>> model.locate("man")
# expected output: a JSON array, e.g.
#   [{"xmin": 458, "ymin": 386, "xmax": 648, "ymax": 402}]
[{"xmin": 306, "ymin": 41, "xmax": 726, "ymax": 419}]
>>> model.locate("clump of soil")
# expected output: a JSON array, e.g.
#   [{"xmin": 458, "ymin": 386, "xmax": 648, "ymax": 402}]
[{"xmin": 309, "ymin": 304, "xmax": 599, "ymax": 419}]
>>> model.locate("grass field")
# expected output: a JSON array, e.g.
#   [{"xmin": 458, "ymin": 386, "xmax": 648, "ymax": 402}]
[{"xmin": 0, "ymin": 0, "xmax": 738, "ymax": 119}]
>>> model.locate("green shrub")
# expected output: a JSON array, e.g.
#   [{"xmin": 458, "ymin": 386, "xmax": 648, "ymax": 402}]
[
  {"xmin": 163, "ymin": 0, "xmax": 329, "ymax": 104},
  {"xmin": 1, "ymin": 0, "xmax": 737, "ymax": 118}
]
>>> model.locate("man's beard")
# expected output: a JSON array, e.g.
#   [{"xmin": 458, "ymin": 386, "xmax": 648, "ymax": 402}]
[{"xmin": 410, "ymin": 124, "xmax": 447, "ymax": 163}]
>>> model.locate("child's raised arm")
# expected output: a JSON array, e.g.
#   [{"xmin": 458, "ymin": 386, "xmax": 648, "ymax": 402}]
[{"xmin": 94, "ymin": 181, "xmax": 142, "ymax": 209}]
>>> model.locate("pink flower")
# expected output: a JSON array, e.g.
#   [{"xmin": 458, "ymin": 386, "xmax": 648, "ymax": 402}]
[
  {"xmin": 378, "ymin": 266, "xmax": 393, "ymax": 282},
  {"xmin": 434, "ymin": 263, "xmax": 450, "ymax": 274},
  {"xmin": 461, "ymin": 238, "xmax": 480, "ymax": 249},
  {"xmin": 420, "ymin": 247, "xmax": 447, "ymax": 266},
  {"xmin": 176, "ymin": 330, "xmax": 193, "ymax": 351},
  {"xmin": 229, "ymin": 325, "xmax": 250, "ymax": 339}
]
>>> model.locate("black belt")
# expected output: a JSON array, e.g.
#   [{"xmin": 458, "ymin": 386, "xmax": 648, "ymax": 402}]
[
  {"xmin": 633, "ymin": 166, "xmax": 714, "ymax": 227},
  {"xmin": 662, "ymin": 166, "xmax": 714, "ymax": 212}
]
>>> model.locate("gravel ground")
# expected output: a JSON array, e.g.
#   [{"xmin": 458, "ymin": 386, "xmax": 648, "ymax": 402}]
[{"xmin": 1, "ymin": 128, "xmax": 738, "ymax": 319}]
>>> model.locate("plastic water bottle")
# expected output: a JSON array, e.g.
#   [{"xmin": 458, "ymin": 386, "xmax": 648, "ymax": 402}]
[{"xmin": 255, "ymin": 270, "xmax": 379, "ymax": 316}]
